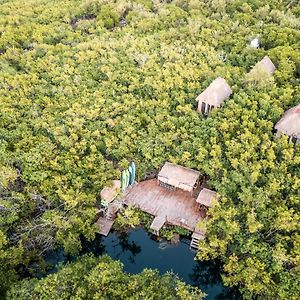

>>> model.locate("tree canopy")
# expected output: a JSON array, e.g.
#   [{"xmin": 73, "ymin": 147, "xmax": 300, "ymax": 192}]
[
  {"xmin": 8, "ymin": 254, "xmax": 204, "ymax": 300},
  {"xmin": 0, "ymin": 0, "xmax": 299, "ymax": 299}
]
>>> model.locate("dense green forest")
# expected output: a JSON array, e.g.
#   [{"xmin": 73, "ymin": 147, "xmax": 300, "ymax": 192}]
[
  {"xmin": 7, "ymin": 254, "xmax": 204, "ymax": 299},
  {"xmin": 0, "ymin": 0, "xmax": 299, "ymax": 299}
]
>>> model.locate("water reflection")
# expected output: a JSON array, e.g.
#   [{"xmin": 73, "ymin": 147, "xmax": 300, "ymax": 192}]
[
  {"xmin": 46, "ymin": 228, "xmax": 240, "ymax": 300},
  {"xmin": 190, "ymin": 260, "xmax": 241, "ymax": 300},
  {"xmin": 190, "ymin": 260, "xmax": 221, "ymax": 286},
  {"xmin": 112, "ymin": 232, "xmax": 142, "ymax": 263}
]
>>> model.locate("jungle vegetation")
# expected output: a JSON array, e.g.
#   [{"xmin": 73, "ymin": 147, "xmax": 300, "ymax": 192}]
[
  {"xmin": 7, "ymin": 254, "xmax": 204, "ymax": 300},
  {"xmin": 0, "ymin": 0, "xmax": 299, "ymax": 299}
]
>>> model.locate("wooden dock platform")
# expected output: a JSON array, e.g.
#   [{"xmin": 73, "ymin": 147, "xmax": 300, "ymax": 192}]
[
  {"xmin": 150, "ymin": 215, "xmax": 166, "ymax": 234},
  {"xmin": 124, "ymin": 179, "xmax": 205, "ymax": 233},
  {"xmin": 96, "ymin": 217, "xmax": 114, "ymax": 236}
]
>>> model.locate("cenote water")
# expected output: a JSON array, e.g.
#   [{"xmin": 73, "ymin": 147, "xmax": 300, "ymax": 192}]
[{"xmin": 46, "ymin": 228, "xmax": 240, "ymax": 300}]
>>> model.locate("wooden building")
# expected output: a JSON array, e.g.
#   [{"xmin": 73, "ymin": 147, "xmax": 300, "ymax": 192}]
[
  {"xmin": 196, "ymin": 77, "xmax": 232, "ymax": 115},
  {"xmin": 100, "ymin": 180, "xmax": 121, "ymax": 207},
  {"xmin": 196, "ymin": 188, "xmax": 219, "ymax": 208},
  {"xmin": 249, "ymin": 56, "xmax": 276, "ymax": 76},
  {"xmin": 157, "ymin": 162, "xmax": 200, "ymax": 193},
  {"xmin": 123, "ymin": 179, "xmax": 205, "ymax": 237},
  {"xmin": 97, "ymin": 164, "xmax": 213, "ymax": 250},
  {"xmin": 275, "ymin": 104, "xmax": 300, "ymax": 144},
  {"xmin": 96, "ymin": 180, "xmax": 121, "ymax": 235}
]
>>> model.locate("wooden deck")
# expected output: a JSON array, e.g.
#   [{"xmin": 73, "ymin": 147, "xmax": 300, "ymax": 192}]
[
  {"xmin": 150, "ymin": 215, "xmax": 166, "ymax": 232},
  {"xmin": 124, "ymin": 179, "xmax": 205, "ymax": 233},
  {"xmin": 96, "ymin": 217, "xmax": 114, "ymax": 236}
]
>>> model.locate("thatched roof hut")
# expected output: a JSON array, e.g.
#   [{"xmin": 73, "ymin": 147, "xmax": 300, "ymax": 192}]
[
  {"xmin": 196, "ymin": 77, "xmax": 232, "ymax": 114},
  {"xmin": 100, "ymin": 180, "xmax": 121, "ymax": 204},
  {"xmin": 158, "ymin": 162, "xmax": 200, "ymax": 192},
  {"xmin": 249, "ymin": 56, "xmax": 276, "ymax": 75},
  {"xmin": 196, "ymin": 188, "xmax": 218, "ymax": 207},
  {"xmin": 275, "ymin": 104, "xmax": 300, "ymax": 143}
]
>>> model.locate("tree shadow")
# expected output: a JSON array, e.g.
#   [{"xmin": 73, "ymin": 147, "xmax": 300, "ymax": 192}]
[
  {"xmin": 215, "ymin": 287, "xmax": 242, "ymax": 300},
  {"xmin": 79, "ymin": 234, "xmax": 106, "ymax": 256},
  {"xmin": 113, "ymin": 232, "xmax": 142, "ymax": 263},
  {"xmin": 189, "ymin": 260, "xmax": 242, "ymax": 300},
  {"xmin": 189, "ymin": 260, "xmax": 221, "ymax": 286}
]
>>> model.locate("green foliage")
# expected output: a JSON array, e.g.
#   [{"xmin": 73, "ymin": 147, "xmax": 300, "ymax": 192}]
[
  {"xmin": 7, "ymin": 254, "xmax": 205, "ymax": 300},
  {"xmin": 114, "ymin": 206, "xmax": 153, "ymax": 231},
  {"xmin": 97, "ymin": 4, "xmax": 120, "ymax": 29},
  {"xmin": 114, "ymin": 206, "xmax": 143, "ymax": 230},
  {"xmin": 0, "ymin": 231, "xmax": 23, "ymax": 298},
  {"xmin": 244, "ymin": 66, "xmax": 275, "ymax": 88},
  {"xmin": 115, "ymin": 207, "xmax": 191, "ymax": 240},
  {"xmin": 0, "ymin": 0, "xmax": 299, "ymax": 299},
  {"xmin": 160, "ymin": 225, "xmax": 191, "ymax": 241}
]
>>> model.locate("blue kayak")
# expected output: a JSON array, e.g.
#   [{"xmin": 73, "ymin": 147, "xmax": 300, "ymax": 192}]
[
  {"xmin": 128, "ymin": 166, "xmax": 133, "ymax": 186},
  {"xmin": 131, "ymin": 161, "xmax": 136, "ymax": 185}
]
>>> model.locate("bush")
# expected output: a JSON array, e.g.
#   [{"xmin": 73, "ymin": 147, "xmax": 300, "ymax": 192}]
[{"xmin": 97, "ymin": 4, "xmax": 120, "ymax": 29}]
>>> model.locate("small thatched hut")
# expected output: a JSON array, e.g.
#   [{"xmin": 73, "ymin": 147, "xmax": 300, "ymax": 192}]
[
  {"xmin": 275, "ymin": 104, "xmax": 300, "ymax": 144},
  {"xmin": 100, "ymin": 180, "xmax": 121, "ymax": 206},
  {"xmin": 196, "ymin": 77, "xmax": 232, "ymax": 115},
  {"xmin": 158, "ymin": 162, "xmax": 200, "ymax": 193},
  {"xmin": 249, "ymin": 56, "xmax": 276, "ymax": 75},
  {"xmin": 196, "ymin": 188, "xmax": 219, "ymax": 208}
]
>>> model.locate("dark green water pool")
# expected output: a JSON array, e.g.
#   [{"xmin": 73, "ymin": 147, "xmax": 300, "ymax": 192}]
[{"xmin": 47, "ymin": 228, "xmax": 240, "ymax": 300}]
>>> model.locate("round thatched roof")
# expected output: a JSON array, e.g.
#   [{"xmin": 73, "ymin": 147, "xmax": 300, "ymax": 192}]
[{"xmin": 275, "ymin": 104, "xmax": 300, "ymax": 139}]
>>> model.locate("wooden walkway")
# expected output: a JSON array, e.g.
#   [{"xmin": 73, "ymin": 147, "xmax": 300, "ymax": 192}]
[
  {"xmin": 124, "ymin": 179, "xmax": 205, "ymax": 233},
  {"xmin": 96, "ymin": 217, "xmax": 114, "ymax": 236},
  {"xmin": 150, "ymin": 215, "xmax": 166, "ymax": 233}
]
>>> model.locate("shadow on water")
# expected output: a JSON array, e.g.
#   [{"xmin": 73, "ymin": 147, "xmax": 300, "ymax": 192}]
[
  {"xmin": 45, "ymin": 228, "xmax": 241, "ymax": 300},
  {"xmin": 189, "ymin": 259, "xmax": 241, "ymax": 300},
  {"xmin": 79, "ymin": 231, "xmax": 142, "ymax": 264}
]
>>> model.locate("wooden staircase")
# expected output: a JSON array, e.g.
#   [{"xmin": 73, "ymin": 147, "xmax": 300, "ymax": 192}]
[
  {"xmin": 106, "ymin": 201, "xmax": 122, "ymax": 220},
  {"xmin": 190, "ymin": 232, "xmax": 204, "ymax": 250}
]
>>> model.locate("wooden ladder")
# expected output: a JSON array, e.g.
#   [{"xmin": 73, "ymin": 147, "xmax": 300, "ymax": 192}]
[{"xmin": 190, "ymin": 232, "xmax": 204, "ymax": 250}]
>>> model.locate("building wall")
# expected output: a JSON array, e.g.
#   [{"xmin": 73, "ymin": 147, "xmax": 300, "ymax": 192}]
[{"xmin": 198, "ymin": 101, "xmax": 215, "ymax": 115}]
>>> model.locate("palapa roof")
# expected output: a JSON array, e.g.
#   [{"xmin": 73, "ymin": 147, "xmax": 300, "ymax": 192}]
[
  {"xmin": 158, "ymin": 162, "xmax": 200, "ymax": 191},
  {"xmin": 249, "ymin": 56, "xmax": 276, "ymax": 75},
  {"xmin": 196, "ymin": 188, "xmax": 218, "ymax": 207},
  {"xmin": 275, "ymin": 104, "xmax": 300, "ymax": 139},
  {"xmin": 100, "ymin": 180, "xmax": 121, "ymax": 203},
  {"xmin": 196, "ymin": 77, "xmax": 232, "ymax": 108}
]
